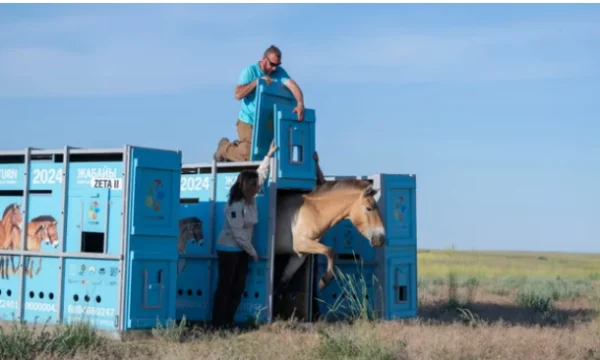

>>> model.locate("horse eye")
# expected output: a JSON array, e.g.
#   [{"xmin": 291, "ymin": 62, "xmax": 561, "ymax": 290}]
[{"xmin": 365, "ymin": 206, "xmax": 372, "ymax": 211}]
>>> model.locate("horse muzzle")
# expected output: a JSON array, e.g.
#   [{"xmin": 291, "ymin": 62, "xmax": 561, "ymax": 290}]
[{"xmin": 370, "ymin": 233, "xmax": 385, "ymax": 247}]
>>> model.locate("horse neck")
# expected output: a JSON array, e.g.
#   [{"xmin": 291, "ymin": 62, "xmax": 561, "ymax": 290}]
[
  {"xmin": 27, "ymin": 224, "xmax": 42, "ymax": 251},
  {"xmin": 1, "ymin": 218, "xmax": 12, "ymax": 238},
  {"xmin": 7, "ymin": 219, "xmax": 21, "ymax": 249},
  {"xmin": 0, "ymin": 220, "xmax": 8, "ymax": 247},
  {"xmin": 304, "ymin": 189, "xmax": 361, "ymax": 235},
  {"xmin": 28, "ymin": 235, "xmax": 42, "ymax": 251}
]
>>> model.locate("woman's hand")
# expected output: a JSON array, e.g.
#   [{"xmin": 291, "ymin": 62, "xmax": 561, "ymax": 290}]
[{"xmin": 267, "ymin": 141, "xmax": 278, "ymax": 158}]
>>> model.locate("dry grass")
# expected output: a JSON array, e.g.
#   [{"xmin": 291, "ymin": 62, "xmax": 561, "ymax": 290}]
[{"xmin": 3, "ymin": 249, "xmax": 600, "ymax": 360}]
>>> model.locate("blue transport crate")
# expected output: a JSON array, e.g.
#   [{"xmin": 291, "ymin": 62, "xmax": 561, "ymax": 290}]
[
  {"xmin": 251, "ymin": 80, "xmax": 316, "ymax": 190},
  {"xmin": 313, "ymin": 174, "xmax": 418, "ymax": 321},
  {"xmin": 176, "ymin": 161, "xmax": 272, "ymax": 323},
  {"xmin": 0, "ymin": 145, "xmax": 182, "ymax": 338}
]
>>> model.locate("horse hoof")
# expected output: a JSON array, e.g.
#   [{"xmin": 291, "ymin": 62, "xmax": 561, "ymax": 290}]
[
  {"xmin": 318, "ymin": 280, "xmax": 325, "ymax": 291},
  {"xmin": 319, "ymin": 273, "xmax": 334, "ymax": 291},
  {"xmin": 318, "ymin": 279, "xmax": 328, "ymax": 291}
]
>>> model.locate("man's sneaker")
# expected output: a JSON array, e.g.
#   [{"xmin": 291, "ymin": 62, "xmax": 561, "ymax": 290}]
[{"xmin": 213, "ymin": 137, "xmax": 229, "ymax": 161}]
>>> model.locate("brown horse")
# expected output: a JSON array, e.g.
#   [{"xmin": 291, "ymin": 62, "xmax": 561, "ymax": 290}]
[
  {"xmin": 177, "ymin": 216, "xmax": 204, "ymax": 274},
  {"xmin": 18, "ymin": 216, "xmax": 59, "ymax": 278},
  {"xmin": 0, "ymin": 203, "xmax": 24, "ymax": 278},
  {"xmin": 274, "ymin": 179, "xmax": 386, "ymax": 292},
  {"xmin": 22, "ymin": 221, "xmax": 51, "ymax": 278},
  {"xmin": 27, "ymin": 216, "xmax": 59, "ymax": 249}
]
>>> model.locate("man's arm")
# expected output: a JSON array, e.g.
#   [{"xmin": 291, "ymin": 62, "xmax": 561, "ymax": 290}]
[
  {"xmin": 234, "ymin": 65, "xmax": 262, "ymax": 100},
  {"xmin": 284, "ymin": 78, "xmax": 304, "ymax": 107},
  {"xmin": 234, "ymin": 80, "xmax": 258, "ymax": 100},
  {"xmin": 278, "ymin": 68, "xmax": 305, "ymax": 121},
  {"xmin": 285, "ymin": 79, "xmax": 305, "ymax": 121}
]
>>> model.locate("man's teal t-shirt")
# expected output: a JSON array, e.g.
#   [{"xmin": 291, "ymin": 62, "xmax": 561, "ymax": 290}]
[{"xmin": 238, "ymin": 63, "xmax": 290, "ymax": 125}]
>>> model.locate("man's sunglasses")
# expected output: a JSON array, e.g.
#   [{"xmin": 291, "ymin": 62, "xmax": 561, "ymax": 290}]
[{"xmin": 266, "ymin": 59, "xmax": 281, "ymax": 67}]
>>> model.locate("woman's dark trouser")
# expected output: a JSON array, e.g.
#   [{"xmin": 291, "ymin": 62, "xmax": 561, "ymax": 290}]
[{"xmin": 211, "ymin": 250, "xmax": 249, "ymax": 329}]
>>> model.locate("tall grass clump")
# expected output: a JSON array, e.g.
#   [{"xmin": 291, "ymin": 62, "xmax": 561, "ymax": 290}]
[
  {"xmin": 314, "ymin": 321, "xmax": 408, "ymax": 360},
  {"xmin": 0, "ymin": 319, "xmax": 108, "ymax": 360},
  {"xmin": 546, "ymin": 277, "xmax": 594, "ymax": 301},
  {"xmin": 0, "ymin": 319, "xmax": 43, "ymax": 360},
  {"xmin": 515, "ymin": 285, "xmax": 553, "ymax": 314},
  {"xmin": 317, "ymin": 255, "xmax": 382, "ymax": 322},
  {"xmin": 151, "ymin": 316, "xmax": 189, "ymax": 342},
  {"xmin": 463, "ymin": 276, "xmax": 480, "ymax": 304}
]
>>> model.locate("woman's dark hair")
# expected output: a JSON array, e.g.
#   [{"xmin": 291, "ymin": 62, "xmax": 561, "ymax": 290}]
[{"xmin": 228, "ymin": 169, "xmax": 259, "ymax": 205}]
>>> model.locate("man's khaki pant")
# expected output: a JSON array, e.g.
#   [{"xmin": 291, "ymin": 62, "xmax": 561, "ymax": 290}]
[{"xmin": 217, "ymin": 120, "xmax": 254, "ymax": 162}]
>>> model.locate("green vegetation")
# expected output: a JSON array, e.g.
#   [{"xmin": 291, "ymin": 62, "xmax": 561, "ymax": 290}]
[
  {"xmin": 1, "ymin": 248, "xmax": 599, "ymax": 359},
  {"xmin": 417, "ymin": 248, "xmax": 600, "ymax": 279}
]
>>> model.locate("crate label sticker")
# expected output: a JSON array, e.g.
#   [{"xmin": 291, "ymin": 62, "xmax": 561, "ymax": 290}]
[{"xmin": 90, "ymin": 178, "xmax": 122, "ymax": 190}]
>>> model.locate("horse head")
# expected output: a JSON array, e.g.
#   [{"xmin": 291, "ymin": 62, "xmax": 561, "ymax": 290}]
[
  {"xmin": 347, "ymin": 184, "xmax": 385, "ymax": 247},
  {"xmin": 35, "ymin": 223, "xmax": 50, "ymax": 244},
  {"xmin": 4, "ymin": 204, "xmax": 24, "ymax": 231}
]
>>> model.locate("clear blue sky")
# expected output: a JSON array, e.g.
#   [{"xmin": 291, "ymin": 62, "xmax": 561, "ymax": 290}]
[{"xmin": 1, "ymin": 3, "xmax": 599, "ymax": 253}]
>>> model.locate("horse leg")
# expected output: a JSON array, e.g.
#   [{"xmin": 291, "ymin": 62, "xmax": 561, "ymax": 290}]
[
  {"xmin": 35, "ymin": 258, "xmax": 42, "ymax": 276},
  {"xmin": 275, "ymin": 254, "xmax": 307, "ymax": 295},
  {"xmin": 281, "ymin": 254, "xmax": 307, "ymax": 285},
  {"xmin": 2, "ymin": 256, "xmax": 7, "ymax": 279},
  {"xmin": 25, "ymin": 259, "xmax": 30, "ymax": 278},
  {"xmin": 177, "ymin": 258, "xmax": 188, "ymax": 274},
  {"xmin": 27, "ymin": 258, "xmax": 33, "ymax": 278},
  {"xmin": 293, "ymin": 239, "xmax": 335, "ymax": 291},
  {"xmin": 11, "ymin": 255, "xmax": 19, "ymax": 274}
]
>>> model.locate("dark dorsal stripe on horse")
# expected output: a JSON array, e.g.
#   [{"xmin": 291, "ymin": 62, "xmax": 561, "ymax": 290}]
[
  {"xmin": 31, "ymin": 215, "xmax": 57, "ymax": 223},
  {"xmin": 307, "ymin": 179, "xmax": 372, "ymax": 196}
]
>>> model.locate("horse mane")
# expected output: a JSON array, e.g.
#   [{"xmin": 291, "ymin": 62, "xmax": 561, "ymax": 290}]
[
  {"xmin": 306, "ymin": 179, "xmax": 372, "ymax": 197},
  {"xmin": 2, "ymin": 203, "xmax": 18, "ymax": 219},
  {"xmin": 31, "ymin": 215, "xmax": 56, "ymax": 222}
]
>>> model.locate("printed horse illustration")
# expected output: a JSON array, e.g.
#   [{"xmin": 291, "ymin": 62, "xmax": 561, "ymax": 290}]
[
  {"xmin": 27, "ymin": 216, "xmax": 59, "ymax": 249},
  {"xmin": 177, "ymin": 216, "xmax": 204, "ymax": 274},
  {"xmin": 19, "ymin": 216, "xmax": 59, "ymax": 278},
  {"xmin": 0, "ymin": 203, "xmax": 24, "ymax": 279},
  {"xmin": 274, "ymin": 179, "xmax": 385, "ymax": 292}
]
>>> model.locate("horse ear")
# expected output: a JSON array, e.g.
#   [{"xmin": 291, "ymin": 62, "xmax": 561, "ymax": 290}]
[
  {"xmin": 362, "ymin": 185, "xmax": 378, "ymax": 198},
  {"xmin": 52, "ymin": 221, "xmax": 57, "ymax": 225}
]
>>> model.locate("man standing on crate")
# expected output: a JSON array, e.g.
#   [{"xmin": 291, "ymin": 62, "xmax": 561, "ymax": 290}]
[{"xmin": 213, "ymin": 45, "xmax": 306, "ymax": 162}]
